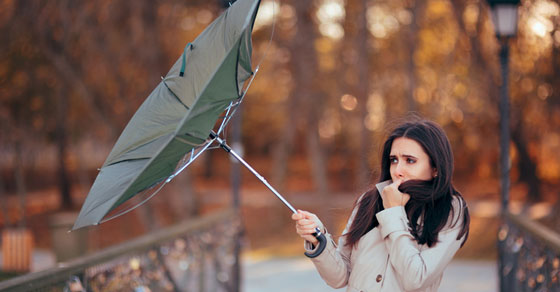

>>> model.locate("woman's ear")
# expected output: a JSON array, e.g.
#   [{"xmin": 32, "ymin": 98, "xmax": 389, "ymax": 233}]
[{"xmin": 432, "ymin": 168, "xmax": 438, "ymax": 178}]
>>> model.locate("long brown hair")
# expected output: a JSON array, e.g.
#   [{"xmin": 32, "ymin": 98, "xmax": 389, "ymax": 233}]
[{"xmin": 345, "ymin": 119, "xmax": 470, "ymax": 248}]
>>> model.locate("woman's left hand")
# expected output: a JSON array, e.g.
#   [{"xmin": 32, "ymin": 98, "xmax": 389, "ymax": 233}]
[{"xmin": 380, "ymin": 179, "xmax": 410, "ymax": 209}]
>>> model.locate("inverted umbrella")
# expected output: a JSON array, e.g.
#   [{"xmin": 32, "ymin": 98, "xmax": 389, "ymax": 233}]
[{"xmin": 73, "ymin": 0, "xmax": 325, "ymax": 257}]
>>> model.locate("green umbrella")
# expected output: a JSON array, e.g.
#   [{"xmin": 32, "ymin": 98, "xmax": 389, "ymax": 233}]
[
  {"xmin": 73, "ymin": 0, "xmax": 261, "ymax": 230},
  {"xmin": 73, "ymin": 0, "xmax": 326, "ymax": 257}
]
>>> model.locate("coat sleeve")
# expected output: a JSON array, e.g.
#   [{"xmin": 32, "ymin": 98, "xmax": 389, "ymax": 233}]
[
  {"xmin": 304, "ymin": 204, "xmax": 359, "ymax": 289},
  {"xmin": 375, "ymin": 197, "xmax": 467, "ymax": 291}
]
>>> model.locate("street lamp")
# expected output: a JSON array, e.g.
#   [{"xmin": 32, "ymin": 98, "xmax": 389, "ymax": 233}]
[
  {"xmin": 488, "ymin": 0, "xmax": 521, "ymax": 38},
  {"xmin": 486, "ymin": 1, "xmax": 520, "ymax": 291},
  {"xmin": 486, "ymin": 0, "xmax": 520, "ymax": 213}
]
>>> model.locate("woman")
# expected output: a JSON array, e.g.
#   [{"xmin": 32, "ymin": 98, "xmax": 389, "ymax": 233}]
[{"xmin": 292, "ymin": 119, "xmax": 470, "ymax": 292}]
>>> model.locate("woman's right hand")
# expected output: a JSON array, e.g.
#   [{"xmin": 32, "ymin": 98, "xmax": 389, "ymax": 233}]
[
  {"xmin": 381, "ymin": 178, "xmax": 410, "ymax": 209},
  {"xmin": 291, "ymin": 210, "xmax": 322, "ymax": 245}
]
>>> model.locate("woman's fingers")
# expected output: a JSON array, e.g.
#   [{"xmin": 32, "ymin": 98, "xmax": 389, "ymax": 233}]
[
  {"xmin": 381, "ymin": 180, "xmax": 410, "ymax": 208},
  {"xmin": 295, "ymin": 223, "xmax": 318, "ymax": 242},
  {"xmin": 297, "ymin": 218, "xmax": 316, "ymax": 226},
  {"xmin": 291, "ymin": 212, "xmax": 303, "ymax": 220},
  {"xmin": 293, "ymin": 215, "xmax": 315, "ymax": 233},
  {"xmin": 296, "ymin": 220, "xmax": 317, "ymax": 232},
  {"xmin": 392, "ymin": 177, "xmax": 403, "ymax": 186},
  {"xmin": 291, "ymin": 210, "xmax": 315, "ymax": 220},
  {"xmin": 292, "ymin": 210, "xmax": 321, "ymax": 244}
]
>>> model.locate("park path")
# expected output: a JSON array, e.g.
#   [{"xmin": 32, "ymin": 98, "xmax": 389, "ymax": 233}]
[
  {"xmin": 1, "ymin": 246, "xmax": 496, "ymax": 291},
  {"xmin": 243, "ymin": 256, "xmax": 497, "ymax": 292}
]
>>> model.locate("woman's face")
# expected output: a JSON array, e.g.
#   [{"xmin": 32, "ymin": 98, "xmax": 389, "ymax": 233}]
[{"xmin": 389, "ymin": 137, "xmax": 436, "ymax": 182}]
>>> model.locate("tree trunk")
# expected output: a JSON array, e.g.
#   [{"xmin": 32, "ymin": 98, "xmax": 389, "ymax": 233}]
[
  {"xmin": 550, "ymin": 197, "xmax": 560, "ymax": 233},
  {"xmin": 272, "ymin": 0, "xmax": 321, "ymax": 194},
  {"xmin": 230, "ymin": 103, "xmax": 243, "ymax": 292},
  {"xmin": 167, "ymin": 168, "xmax": 199, "ymax": 220},
  {"xmin": 135, "ymin": 200, "xmax": 160, "ymax": 231},
  {"xmin": 131, "ymin": 0, "xmax": 167, "ymax": 88},
  {"xmin": 342, "ymin": 0, "xmax": 372, "ymax": 189},
  {"xmin": 511, "ymin": 119, "xmax": 541, "ymax": 202},
  {"xmin": 406, "ymin": 0, "xmax": 425, "ymax": 113},
  {"xmin": 271, "ymin": 90, "xmax": 298, "ymax": 191},
  {"xmin": 0, "ymin": 174, "xmax": 8, "ymax": 227},
  {"xmin": 14, "ymin": 140, "xmax": 27, "ymax": 228},
  {"xmin": 291, "ymin": 0, "xmax": 331, "ymax": 223},
  {"xmin": 356, "ymin": 0, "xmax": 372, "ymax": 189},
  {"xmin": 552, "ymin": 43, "xmax": 560, "ymax": 106},
  {"xmin": 56, "ymin": 88, "xmax": 73, "ymax": 210}
]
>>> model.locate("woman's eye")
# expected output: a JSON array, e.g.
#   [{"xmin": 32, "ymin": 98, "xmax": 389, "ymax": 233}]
[
  {"xmin": 407, "ymin": 158, "xmax": 416, "ymax": 164},
  {"xmin": 390, "ymin": 157, "xmax": 398, "ymax": 164}
]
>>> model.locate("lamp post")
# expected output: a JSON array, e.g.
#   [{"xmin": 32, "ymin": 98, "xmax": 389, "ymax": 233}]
[
  {"xmin": 487, "ymin": 0, "xmax": 520, "ymax": 214},
  {"xmin": 486, "ymin": 1, "xmax": 520, "ymax": 291}
]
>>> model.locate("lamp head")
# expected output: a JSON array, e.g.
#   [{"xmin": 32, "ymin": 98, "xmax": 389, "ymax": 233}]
[{"xmin": 486, "ymin": 0, "xmax": 521, "ymax": 38}]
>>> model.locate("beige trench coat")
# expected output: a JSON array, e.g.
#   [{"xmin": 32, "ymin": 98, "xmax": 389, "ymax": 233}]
[{"xmin": 304, "ymin": 196, "xmax": 466, "ymax": 292}]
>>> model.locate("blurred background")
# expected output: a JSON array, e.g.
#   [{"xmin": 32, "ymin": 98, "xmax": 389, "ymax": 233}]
[{"xmin": 0, "ymin": 0, "xmax": 559, "ymax": 290}]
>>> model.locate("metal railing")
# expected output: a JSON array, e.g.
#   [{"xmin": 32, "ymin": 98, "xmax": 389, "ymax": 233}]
[
  {"xmin": 0, "ymin": 208, "xmax": 241, "ymax": 292},
  {"xmin": 498, "ymin": 211, "xmax": 560, "ymax": 291}
]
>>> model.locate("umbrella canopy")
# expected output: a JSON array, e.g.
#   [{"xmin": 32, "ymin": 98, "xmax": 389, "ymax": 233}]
[{"xmin": 73, "ymin": 0, "xmax": 261, "ymax": 230}]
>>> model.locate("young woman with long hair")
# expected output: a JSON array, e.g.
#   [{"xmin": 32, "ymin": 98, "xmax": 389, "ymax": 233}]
[{"xmin": 292, "ymin": 119, "xmax": 470, "ymax": 292}]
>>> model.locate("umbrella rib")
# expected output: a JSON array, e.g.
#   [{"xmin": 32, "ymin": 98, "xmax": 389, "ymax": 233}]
[
  {"xmin": 92, "ymin": 136, "xmax": 210, "ymax": 225},
  {"xmin": 99, "ymin": 137, "xmax": 214, "ymax": 225},
  {"xmin": 99, "ymin": 179, "xmax": 169, "ymax": 225},
  {"xmin": 163, "ymin": 80, "xmax": 190, "ymax": 110},
  {"xmin": 216, "ymin": 100, "xmax": 239, "ymax": 135},
  {"xmin": 174, "ymin": 135, "xmax": 207, "ymax": 147},
  {"xmin": 168, "ymin": 137, "xmax": 214, "ymax": 180}
]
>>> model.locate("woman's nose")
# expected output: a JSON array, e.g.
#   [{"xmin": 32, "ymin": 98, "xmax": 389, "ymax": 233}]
[{"xmin": 395, "ymin": 162, "xmax": 405, "ymax": 177}]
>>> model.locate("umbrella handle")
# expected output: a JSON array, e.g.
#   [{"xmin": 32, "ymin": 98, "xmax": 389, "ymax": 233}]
[{"xmin": 304, "ymin": 227, "xmax": 327, "ymax": 258}]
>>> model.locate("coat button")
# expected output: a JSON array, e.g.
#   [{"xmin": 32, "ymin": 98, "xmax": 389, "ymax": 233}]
[{"xmin": 376, "ymin": 274, "xmax": 383, "ymax": 282}]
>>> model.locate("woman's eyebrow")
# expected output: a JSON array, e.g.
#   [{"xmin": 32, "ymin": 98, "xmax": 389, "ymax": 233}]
[
  {"xmin": 389, "ymin": 153, "xmax": 417, "ymax": 158},
  {"xmin": 389, "ymin": 154, "xmax": 418, "ymax": 160}
]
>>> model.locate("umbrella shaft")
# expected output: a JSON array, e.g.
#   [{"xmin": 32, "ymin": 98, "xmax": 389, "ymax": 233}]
[{"xmin": 211, "ymin": 133, "xmax": 298, "ymax": 214}]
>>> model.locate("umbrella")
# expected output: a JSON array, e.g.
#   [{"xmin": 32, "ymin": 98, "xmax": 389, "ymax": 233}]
[{"xmin": 73, "ymin": 0, "xmax": 325, "ymax": 257}]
